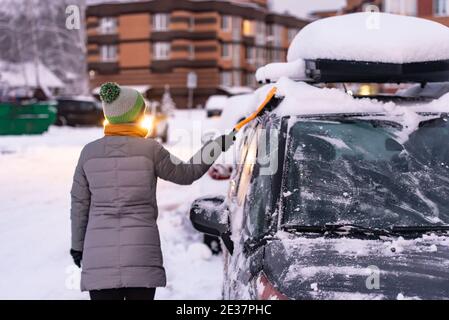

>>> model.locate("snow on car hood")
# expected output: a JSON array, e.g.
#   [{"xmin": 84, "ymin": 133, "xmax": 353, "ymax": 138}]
[
  {"xmin": 288, "ymin": 12, "xmax": 449, "ymax": 64},
  {"xmin": 263, "ymin": 232, "xmax": 449, "ymax": 300}
]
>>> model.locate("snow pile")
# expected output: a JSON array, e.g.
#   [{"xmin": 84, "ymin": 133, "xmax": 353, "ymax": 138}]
[{"xmin": 288, "ymin": 12, "xmax": 449, "ymax": 64}]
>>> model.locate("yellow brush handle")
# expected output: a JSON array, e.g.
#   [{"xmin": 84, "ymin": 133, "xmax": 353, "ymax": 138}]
[{"xmin": 234, "ymin": 87, "xmax": 277, "ymax": 132}]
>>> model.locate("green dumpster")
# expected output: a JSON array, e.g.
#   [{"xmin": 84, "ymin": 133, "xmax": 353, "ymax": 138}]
[{"xmin": 0, "ymin": 101, "xmax": 57, "ymax": 135}]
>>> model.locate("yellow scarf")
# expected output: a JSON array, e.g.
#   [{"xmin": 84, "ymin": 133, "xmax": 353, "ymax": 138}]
[{"xmin": 104, "ymin": 123, "xmax": 149, "ymax": 138}]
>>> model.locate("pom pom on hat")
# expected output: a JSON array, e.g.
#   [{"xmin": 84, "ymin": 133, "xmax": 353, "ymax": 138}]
[{"xmin": 100, "ymin": 82, "xmax": 121, "ymax": 104}]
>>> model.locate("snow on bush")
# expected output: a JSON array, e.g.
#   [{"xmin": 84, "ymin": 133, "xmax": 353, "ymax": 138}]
[{"xmin": 287, "ymin": 12, "xmax": 449, "ymax": 64}]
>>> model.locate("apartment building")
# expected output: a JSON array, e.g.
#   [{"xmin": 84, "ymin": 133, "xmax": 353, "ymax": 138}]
[{"xmin": 86, "ymin": 0, "xmax": 306, "ymax": 108}]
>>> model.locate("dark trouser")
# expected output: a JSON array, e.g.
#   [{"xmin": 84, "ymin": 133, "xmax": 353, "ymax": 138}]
[{"xmin": 89, "ymin": 288, "xmax": 156, "ymax": 300}]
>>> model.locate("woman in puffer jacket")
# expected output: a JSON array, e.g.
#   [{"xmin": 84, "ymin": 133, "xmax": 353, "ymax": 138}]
[{"xmin": 70, "ymin": 83, "xmax": 235, "ymax": 300}]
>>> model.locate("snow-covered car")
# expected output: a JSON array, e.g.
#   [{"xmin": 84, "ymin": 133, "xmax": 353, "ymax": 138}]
[
  {"xmin": 190, "ymin": 13, "xmax": 449, "ymax": 300},
  {"xmin": 205, "ymin": 95, "xmax": 228, "ymax": 118}
]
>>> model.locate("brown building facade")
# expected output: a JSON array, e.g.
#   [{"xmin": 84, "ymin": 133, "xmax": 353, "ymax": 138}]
[{"xmin": 86, "ymin": 0, "xmax": 307, "ymax": 108}]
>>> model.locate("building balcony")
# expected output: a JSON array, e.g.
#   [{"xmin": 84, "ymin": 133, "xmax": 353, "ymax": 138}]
[
  {"xmin": 88, "ymin": 62, "xmax": 119, "ymax": 74},
  {"xmin": 88, "ymin": 34, "xmax": 119, "ymax": 45},
  {"xmin": 150, "ymin": 31, "xmax": 218, "ymax": 41},
  {"xmin": 151, "ymin": 59, "xmax": 217, "ymax": 72}
]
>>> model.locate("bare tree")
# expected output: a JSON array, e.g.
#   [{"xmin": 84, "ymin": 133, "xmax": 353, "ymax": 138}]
[{"xmin": 0, "ymin": 0, "xmax": 88, "ymax": 94}]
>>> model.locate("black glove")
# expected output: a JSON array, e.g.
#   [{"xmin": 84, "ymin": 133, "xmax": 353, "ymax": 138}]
[
  {"xmin": 70, "ymin": 249, "xmax": 83, "ymax": 268},
  {"xmin": 219, "ymin": 132, "xmax": 237, "ymax": 152}
]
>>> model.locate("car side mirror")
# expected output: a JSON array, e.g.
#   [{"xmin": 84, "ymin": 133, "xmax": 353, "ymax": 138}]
[
  {"xmin": 385, "ymin": 138, "xmax": 404, "ymax": 151},
  {"xmin": 190, "ymin": 195, "xmax": 234, "ymax": 254}
]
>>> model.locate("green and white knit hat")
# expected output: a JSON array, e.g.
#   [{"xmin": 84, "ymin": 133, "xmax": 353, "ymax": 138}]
[{"xmin": 99, "ymin": 82, "xmax": 145, "ymax": 124}]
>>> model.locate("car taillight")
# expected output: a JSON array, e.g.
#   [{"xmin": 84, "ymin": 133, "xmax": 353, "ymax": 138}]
[{"xmin": 256, "ymin": 273, "xmax": 289, "ymax": 300}]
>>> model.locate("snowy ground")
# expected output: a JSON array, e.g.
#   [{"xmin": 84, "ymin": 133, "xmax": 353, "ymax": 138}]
[{"xmin": 0, "ymin": 110, "xmax": 228, "ymax": 300}]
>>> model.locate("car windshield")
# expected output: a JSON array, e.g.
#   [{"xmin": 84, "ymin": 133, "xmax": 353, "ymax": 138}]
[{"xmin": 282, "ymin": 114, "xmax": 449, "ymax": 229}]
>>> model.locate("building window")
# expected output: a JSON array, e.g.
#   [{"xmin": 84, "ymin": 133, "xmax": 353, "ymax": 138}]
[
  {"xmin": 271, "ymin": 49, "xmax": 283, "ymax": 63},
  {"xmin": 246, "ymin": 73, "xmax": 256, "ymax": 87},
  {"xmin": 153, "ymin": 13, "xmax": 170, "ymax": 31},
  {"xmin": 246, "ymin": 46, "xmax": 256, "ymax": 64},
  {"xmin": 256, "ymin": 48, "xmax": 266, "ymax": 67},
  {"xmin": 220, "ymin": 71, "xmax": 232, "ymax": 86},
  {"xmin": 221, "ymin": 15, "xmax": 232, "ymax": 31},
  {"xmin": 99, "ymin": 17, "xmax": 117, "ymax": 34},
  {"xmin": 232, "ymin": 44, "xmax": 241, "ymax": 68},
  {"xmin": 383, "ymin": 0, "xmax": 417, "ymax": 15},
  {"xmin": 255, "ymin": 21, "xmax": 266, "ymax": 45},
  {"xmin": 243, "ymin": 19, "xmax": 255, "ymax": 36},
  {"xmin": 221, "ymin": 43, "xmax": 232, "ymax": 59},
  {"xmin": 271, "ymin": 24, "xmax": 283, "ymax": 47},
  {"xmin": 153, "ymin": 42, "xmax": 171, "ymax": 60},
  {"xmin": 288, "ymin": 28, "xmax": 298, "ymax": 43},
  {"xmin": 100, "ymin": 45, "xmax": 117, "ymax": 62},
  {"xmin": 233, "ymin": 71, "xmax": 242, "ymax": 87},
  {"xmin": 189, "ymin": 16, "xmax": 195, "ymax": 31},
  {"xmin": 188, "ymin": 44, "xmax": 195, "ymax": 60},
  {"xmin": 232, "ymin": 16, "xmax": 242, "ymax": 41},
  {"xmin": 434, "ymin": 0, "xmax": 449, "ymax": 15}
]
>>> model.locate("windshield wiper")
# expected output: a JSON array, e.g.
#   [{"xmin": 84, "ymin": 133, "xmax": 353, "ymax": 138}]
[
  {"xmin": 283, "ymin": 224, "xmax": 396, "ymax": 239},
  {"xmin": 392, "ymin": 226, "xmax": 449, "ymax": 237}
]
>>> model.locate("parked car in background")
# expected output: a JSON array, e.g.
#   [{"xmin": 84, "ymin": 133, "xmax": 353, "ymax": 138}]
[
  {"xmin": 205, "ymin": 95, "xmax": 228, "ymax": 118},
  {"xmin": 54, "ymin": 96, "xmax": 103, "ymax": 127},
  {"xmin": 141, "ymin": 102, "xmax": 169, "ymax": 143}
]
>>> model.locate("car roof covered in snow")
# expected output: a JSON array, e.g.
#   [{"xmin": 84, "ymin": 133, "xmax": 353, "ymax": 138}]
[{"xmin": 253, "ymin": 77, "xmax": 449, "ymax": 119}]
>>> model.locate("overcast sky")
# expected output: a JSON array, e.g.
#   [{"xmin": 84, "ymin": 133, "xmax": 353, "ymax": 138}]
[{"xmin": 271, "ymin": 0, "xmax": 346, "ymax": 19}]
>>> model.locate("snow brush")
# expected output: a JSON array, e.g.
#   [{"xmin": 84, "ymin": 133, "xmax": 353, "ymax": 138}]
[{"xmin": 232, "ymin": 87, "xmax": 284, "ymax": 133}]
